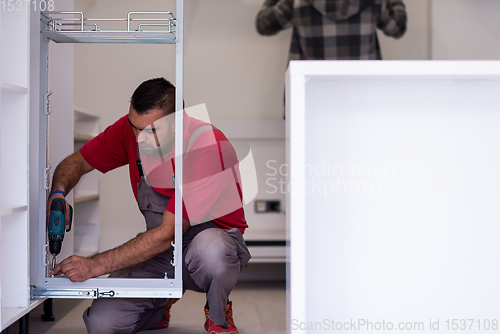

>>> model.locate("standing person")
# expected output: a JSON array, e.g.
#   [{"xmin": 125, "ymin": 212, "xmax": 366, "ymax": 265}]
[
  {"xmin": 256, "ymin": 0, "xmax": 407, "ymax": 60},
  {"xmin": 48, "ymin": 77, "xmax": 250, "ymax": 334}
]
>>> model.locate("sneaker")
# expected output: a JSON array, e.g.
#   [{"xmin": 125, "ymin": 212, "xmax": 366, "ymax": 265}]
[
  {"xmin": 223, "ymin": 301, "xmax": 236, "ymax": 329},
  {"xmin": 155, "ymin": 297, "xmax": 180, "ymax": 329},
  {"xmin": 203, "ymin": 301, "xmax": 238, "ymax": 334}
]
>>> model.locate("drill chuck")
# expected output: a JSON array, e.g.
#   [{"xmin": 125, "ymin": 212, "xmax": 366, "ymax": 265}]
[{"xmin": 49, "ymin": 235, "xmax": 63, "ymax": 256}]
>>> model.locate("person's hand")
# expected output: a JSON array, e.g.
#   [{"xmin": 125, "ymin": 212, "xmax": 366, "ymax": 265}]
[
  {"xmin": 46, "ymin": 192, "xmax": 71, "ymax": 231},
  {"xmin": 51, "ymin": 255, "xmax": 97, "ymax": 282}
]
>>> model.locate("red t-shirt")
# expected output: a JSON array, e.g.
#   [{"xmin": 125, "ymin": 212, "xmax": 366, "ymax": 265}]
[{"xmin": 80, "ymin": 112, "xmax": 248, "ymax": 233}]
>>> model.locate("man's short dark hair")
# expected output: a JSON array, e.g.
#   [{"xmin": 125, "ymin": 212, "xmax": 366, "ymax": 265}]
[{"xmin": 131, "ymin": 77, "xmax": 176, "ymax": 115}]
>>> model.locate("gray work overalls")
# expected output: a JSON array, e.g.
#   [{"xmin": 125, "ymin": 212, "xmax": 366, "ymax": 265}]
[{"xmin": 83, "ymin": 126, "xmax": 251, "ymax": 334}]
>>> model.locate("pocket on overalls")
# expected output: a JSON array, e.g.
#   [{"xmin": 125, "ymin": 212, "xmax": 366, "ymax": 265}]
[
  {"xmin": 137, "ymin": 182, "xmax": 170, "ymax": 230},
  {"xmin": 138, "ymin": 197, "xmax": 167, "ymax": 214},
  {"xmin": 138, "ymin": 182, "xmax": 170, "ymax": 212}
]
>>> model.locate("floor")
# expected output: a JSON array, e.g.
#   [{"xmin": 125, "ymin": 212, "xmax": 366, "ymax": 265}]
[{"xmin": 7, "ymin": 281, "xmax": 286, "ymax": 334}]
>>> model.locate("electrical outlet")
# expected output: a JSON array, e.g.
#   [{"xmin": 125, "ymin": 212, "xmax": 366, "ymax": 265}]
[{"xmin": 254, "ymin": 200, "xmax": 280, "ymax": 213}]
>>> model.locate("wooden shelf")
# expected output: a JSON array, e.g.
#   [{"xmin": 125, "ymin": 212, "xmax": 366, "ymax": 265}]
[
  {"xmin": 0, "ymin": 82, "xmax": 28, "ymax": 94},
  {"xmin": 74, "ymin": 133, "xmax": 95, "ymax": 142},
  {"xmin": 0, "ymin": 205, "xmax": 28, "ymax": 217},
  {"xmin": 74, "ymin": 108, "xmax": 99, "ymax": 120},
  {"xmin": 74, "ymin": 194, "xmax": 99, "ymax": 204},
  {"xmin": 75, "ymin": 248, "xmax": 98, "ymax": 258}
]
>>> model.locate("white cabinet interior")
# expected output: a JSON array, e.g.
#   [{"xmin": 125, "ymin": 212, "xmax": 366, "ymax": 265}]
[
  {"xmin": 286, "ymin": 61, "xmax": 500, "ymax": 332},
  {"xmin": 73, "ymin": 109, "xmax": 100, "ymax": 257}
]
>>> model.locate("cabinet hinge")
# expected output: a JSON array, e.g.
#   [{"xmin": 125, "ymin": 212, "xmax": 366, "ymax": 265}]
[
  {"xmin": 170, "ymin": 241, "xmax": 177, "ymax": 267},
  {"xmin": 43, "ymin": 242, "xmax": 50, "ymax": 268},
  {"xmin": 43, "ymin": 91, "xmax": 52, "ymax": 116},
  {"xmin": 44, "ymin": 165, "xmax": 51, "ymax": 191}
]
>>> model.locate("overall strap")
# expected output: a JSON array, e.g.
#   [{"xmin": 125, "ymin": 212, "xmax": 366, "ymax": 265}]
[
  {"xmin": 136, "ymin": 145, "xmax": 145, "ymax": 178},
  {"xmin": 184, "ymin": 125, "xmax": 220, "ymax": 156},
  {"xmin": 136, "ymin": 125, "xmax": 220, "ymax": 182},
  {"xmin": 171, "ymin": 125, "xmax": 221, "ymax": 185}
]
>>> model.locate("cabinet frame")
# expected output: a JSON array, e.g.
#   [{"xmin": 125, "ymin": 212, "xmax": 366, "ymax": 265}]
[{"xmin": 30, "ymin": 0, "xmax": 185, "ymax": 300}]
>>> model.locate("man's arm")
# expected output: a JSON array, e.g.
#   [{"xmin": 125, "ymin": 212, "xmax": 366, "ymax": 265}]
[
  {"xmin": 377, "ymin": 0, "xmax": 407, "ymax": 39},
  {"xmin": 255, "ymin": 0, "xmax": 294, "ymax": 36},
  {"xmin": 47, "ymin": 150, "xmax": 94, "ymax": 229},
  {"xmin": 51, "ymin": 150, "xmax": 94, "ymax": 194},
  {"xmin": 51, "ymin": 210, "xmax": 191, "ymax": 282}
]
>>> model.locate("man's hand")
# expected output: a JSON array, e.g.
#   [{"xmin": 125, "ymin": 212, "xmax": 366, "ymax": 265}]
[{"xmin": 51, "ymin": 255, "xmax": 97, "ymax": 282}]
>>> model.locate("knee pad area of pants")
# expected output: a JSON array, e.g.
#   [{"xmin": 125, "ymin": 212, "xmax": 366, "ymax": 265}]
[
  {"xmin": 84, "ymin": 303, "xmax": 141, "ymax": 334},
  {"xmin": 186, "ymin": 228, "xmax": 238, "ymax": 275}
]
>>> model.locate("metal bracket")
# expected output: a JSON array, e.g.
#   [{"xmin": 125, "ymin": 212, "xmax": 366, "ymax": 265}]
[
  {"xmin": 43, "ymin": 91, "xmax": 52, "ymax": 115},
  {"xmin": 44, "ymin": 165, "xmax": 51, "ymax": 191},
  {"xmin": 170, "ymin": 241, "xmax": 177, "ymax": 267},
  {"xmin": 31, "ymin": 286, "xmax": 182, "ymax": 299},
  {"xmin": 43, "ymin": 242, "xmax": 50, "ymax": 267},
  {"xmin": 32, "ymin": 287, "xmax": 98, "ymax": 299}
]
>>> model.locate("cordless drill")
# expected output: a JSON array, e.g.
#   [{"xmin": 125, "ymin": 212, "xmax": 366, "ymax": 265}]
[{"xmin": 48, "ymin": 198, "xmax": 73, "ymax": 271}]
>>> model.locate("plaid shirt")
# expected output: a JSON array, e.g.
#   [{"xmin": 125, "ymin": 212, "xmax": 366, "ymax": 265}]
[{"xmin": 256, "ymin": 0, "xmax": 407, "ymax": 60}]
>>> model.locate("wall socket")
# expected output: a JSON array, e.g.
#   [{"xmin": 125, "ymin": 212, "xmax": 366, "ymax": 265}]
[{"xmin": 254, "ymin": 200, "xmax": 280, "ymax": 213}]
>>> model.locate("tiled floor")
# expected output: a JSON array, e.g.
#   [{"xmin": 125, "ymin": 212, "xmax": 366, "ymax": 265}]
[{"xmin": 12, "ymin": 281, "xmax": 285, "ymax": 334}]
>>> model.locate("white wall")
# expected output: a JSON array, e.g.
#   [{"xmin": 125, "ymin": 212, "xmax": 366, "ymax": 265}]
[
  {"xmin": 73, "ymin": 0, "xmax": 293, "ymax": 251},
  {"xmin": 378, "ymin": 0, "xmax": 431, "ymax": 60},
  {"xmin": 73, "ymin": 0, "xmax": 429, "ymax": 251},
  {"xmin": 432, "ymin": 0, "xmax": 500, "ymax": 60}
]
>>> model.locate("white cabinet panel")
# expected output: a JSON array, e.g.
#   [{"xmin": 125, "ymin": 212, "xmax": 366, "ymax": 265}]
[
  {"xmin": 0, "ymin": 6, "xmax": 31, "ymax": 331},
  {"xmin": 287, "ymin": 61, "xmax": 500, "ymax": 333}
]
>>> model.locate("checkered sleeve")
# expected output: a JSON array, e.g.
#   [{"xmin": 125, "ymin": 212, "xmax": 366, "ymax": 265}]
[
  {"xmin": 377, "ymin": 0, "xmax": 407, "ymax": 38},
  {"xmin": 256, "ymin": 0, "xmax": 294, "ymax": 36}
]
